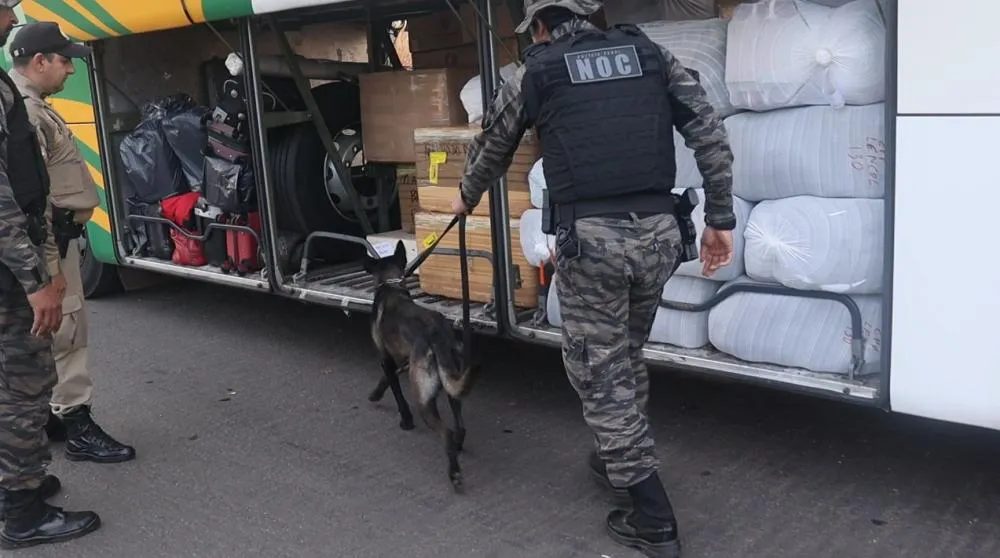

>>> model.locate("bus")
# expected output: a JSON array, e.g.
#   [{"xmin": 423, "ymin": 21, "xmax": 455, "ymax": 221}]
[{"xmin": 7, "ymin": 0, "xmax": 998, "ymax": 433}]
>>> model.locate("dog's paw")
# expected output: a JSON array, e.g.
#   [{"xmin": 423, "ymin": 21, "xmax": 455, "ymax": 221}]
[
  {"xmin": 367, "ymin": 389, "xmax": 384, "ymax": 403},
  {"xmin": 399, "ymin": 418, "xmax": 416, "ymax": 431},
  {"xmin": 450, "ymin": 471, "xmax": 464, "ymax": 494}
]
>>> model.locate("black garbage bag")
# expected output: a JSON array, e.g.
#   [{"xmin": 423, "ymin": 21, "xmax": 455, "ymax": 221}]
[
  {"xmin": 203, "ymin": 154, "xmax": 257, "ymax": 214},
  {"xmin": 119, "ymin": 118, "xmax": 186, "ymax": 204},
  {"xmin": 162, "ymin": 106, "xmax": 210, "ymax": 193},
  {"xmin": 119, "ymin": 93, "xmax": 198, "ymax": 203}
]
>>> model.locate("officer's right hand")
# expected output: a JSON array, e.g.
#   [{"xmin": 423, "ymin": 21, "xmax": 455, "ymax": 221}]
[
  {"xmin": 27, "ymin": 283, "xmax": 63, "ymax": 338},
  {"xmin": 700, "ymin": 227, "xmax": 734, "ymax": 277}
]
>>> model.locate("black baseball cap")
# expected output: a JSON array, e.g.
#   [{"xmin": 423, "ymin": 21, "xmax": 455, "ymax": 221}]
[{"xmin": 10, "ymin": 21, "xmax": 92, "ymax": 59}]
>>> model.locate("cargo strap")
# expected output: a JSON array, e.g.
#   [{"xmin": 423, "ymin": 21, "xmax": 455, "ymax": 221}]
[{"xmin": 401, "ymin": 213, "xmax": 473, "ymax": 366}]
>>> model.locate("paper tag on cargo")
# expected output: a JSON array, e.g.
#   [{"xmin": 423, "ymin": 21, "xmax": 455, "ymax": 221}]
[
  {"xmin": 372, "ymin": 241, "xmax": 396, "ymax": 259},
  {"xmin": 422, "ymin": 232, "xmax": 438, "ymax": 249},
  {"xmin": 428, "ymin": 152, "xmax": 448, "ymax": 185}
]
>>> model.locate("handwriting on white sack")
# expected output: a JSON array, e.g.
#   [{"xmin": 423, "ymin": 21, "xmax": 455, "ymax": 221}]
[
  {"xmin": 842, "ymin": 320, "xmax": 882, "ymax": 353},
  {"xmin": 848, "ymin": 136, "xmax": 884, "ymax": 191}
]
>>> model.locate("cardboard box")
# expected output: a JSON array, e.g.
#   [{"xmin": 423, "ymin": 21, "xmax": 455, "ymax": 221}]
[
  {"xmin": 396, "ymin": 165, "xmax": 418, "ymax": 233},
  {"xmin": 415, "ymin": 211, "xmax": 538, "ymax": 309},
  {"xmin": 413, "ymin": 126, "xmax": 540, "ymax": 192},
  {"xmin": 366, "ymin": 230, "xmax": 420, "ymax": 275},
  {"xmin": 406, "ymin": 10, "xmax": 468, "ymax": 52},
  {"xmin": 359, "ymin": 69, "xmax": 475, "ymax": 163},
  {"xmin": 411, "ymin": 37, "xmax": 519, "ymax": 70}
]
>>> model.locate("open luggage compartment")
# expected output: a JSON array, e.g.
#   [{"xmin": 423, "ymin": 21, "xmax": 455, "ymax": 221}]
[
  {"xmin": 508, "ymin": 0, "xmax": 891, "ymax": 402},
  {"xmin": 243, "ymin": 0, "xmax": 540, "ymax": 334}
]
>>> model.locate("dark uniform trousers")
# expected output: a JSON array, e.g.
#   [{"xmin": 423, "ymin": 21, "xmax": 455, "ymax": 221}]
[
  {"xmin": 555, "ymin": 212, "xmax": 682, "ymax": 489},
  {"xmin": 0, "ymin": 286, "xmax": 56, "ymax": 491}
]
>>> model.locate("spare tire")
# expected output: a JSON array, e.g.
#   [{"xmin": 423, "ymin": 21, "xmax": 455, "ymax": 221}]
[{"xmin": 268, "ymin": 81, "xmax": 399, "ymax": 261}]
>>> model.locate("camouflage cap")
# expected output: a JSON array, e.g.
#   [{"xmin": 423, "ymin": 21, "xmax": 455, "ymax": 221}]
[
  {"xmin": 0, "ymin": 0, "xmax": 22, "ymax": 8},
  {"xmin": 514, "ymin": 0, "xmax": 603, "ymax": 34}
]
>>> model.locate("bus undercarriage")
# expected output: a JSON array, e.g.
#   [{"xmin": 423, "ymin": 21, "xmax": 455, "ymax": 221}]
[{"xmin": 84, "ymin": 0, "xmax": 891, "ymax": 405}]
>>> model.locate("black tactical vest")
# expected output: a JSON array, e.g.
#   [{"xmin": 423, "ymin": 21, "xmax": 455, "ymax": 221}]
[
  {"xmin": 0, "ymin": 70, "xmax": 51, "ymax": 220},
  {"xmin": 523, "ymin": 24, "xmax": 676, "ymax": 219}
]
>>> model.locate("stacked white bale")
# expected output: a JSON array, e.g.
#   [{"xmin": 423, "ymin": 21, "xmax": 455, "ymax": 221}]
[{"xmin": 707, "ymin": 0, "xmax": 888, "ymax": 375}]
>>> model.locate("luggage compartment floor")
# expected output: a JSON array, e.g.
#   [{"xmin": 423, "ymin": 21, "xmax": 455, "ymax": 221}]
[
  {"xmin": 293, "ymin": 263, "xmax": 499, "ymax": 333},
  {"xmin": 514, "ymin": 317, "xmax": 881, "ymax": 402}
]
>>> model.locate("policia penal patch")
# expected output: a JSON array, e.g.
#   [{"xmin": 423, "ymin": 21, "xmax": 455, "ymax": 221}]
[{"xmin": 563, "ymin": 45, "xmax": 644, "ymax": 84}]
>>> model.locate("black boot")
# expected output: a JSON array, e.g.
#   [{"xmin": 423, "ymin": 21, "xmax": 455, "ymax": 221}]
[
  {"xmin": 605, "ymin": 472, "xmax": 681, "ymax": 558},
  {"xmin": 587, "ymin": 450, "xmax": 630, "ymax": 502},
  {"xmin": 45, "ymin": 412, "xmax": 67, "ymax": 443},
  {"xmin": 61, "ymin": 406, "xmax": 136, "ymax": 464},
  {"xmin": 0, "ymin": 476, "xmax": 62, "ymax": 521},
  {"xmin": 0, "ymin": 486, "xmax": 100, "ymax": 549}
]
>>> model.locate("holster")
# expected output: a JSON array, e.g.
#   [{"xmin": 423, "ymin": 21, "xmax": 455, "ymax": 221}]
[
  {"xmin": 541, "ymin": 189, "xmax": 554, "ymax": 235},
  {"xmin": 671, "ymin": 188, "xmax": 700, "ymax": 264},
  {"xmin": 52, "ymin": 207, "xmax": 84, "ymax": 260}
]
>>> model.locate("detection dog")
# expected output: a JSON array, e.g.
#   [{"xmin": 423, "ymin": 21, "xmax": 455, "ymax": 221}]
[{"xmin": 363, "ymin": 241, "xmax": 480, "ymax": 492}]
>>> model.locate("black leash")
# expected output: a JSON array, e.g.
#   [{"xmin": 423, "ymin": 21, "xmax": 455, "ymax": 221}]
[{"xmin": 401, "ymin": 213, "xmax": 473, "ymax": 366}]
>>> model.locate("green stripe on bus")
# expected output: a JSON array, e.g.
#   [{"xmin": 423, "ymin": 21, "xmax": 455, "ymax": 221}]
[
  {"xmin": 30, "ymin": 0, "xmax": 112, "ymax": 40},
  {"xmin": 74, "ymin": 0, "xmax": 132, "ymax": 36},
  {"xmin": 202, "ymin": 0, "xmax": 255, "ymax": 21}
]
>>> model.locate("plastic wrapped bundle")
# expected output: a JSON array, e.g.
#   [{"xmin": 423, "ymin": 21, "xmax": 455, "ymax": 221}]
[
  {"xmin": 725, "ymin": 0, "xmax": 886, "ymax": 111},
  {"xmin": 743, "ymin": 196, "xmax": 884, "ymax": 294}
]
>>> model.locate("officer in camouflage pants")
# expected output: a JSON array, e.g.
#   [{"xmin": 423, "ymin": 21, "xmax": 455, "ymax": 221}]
[
  {"xmin": 0, "ymin": 1, "xmax": 101, "ymax": 549},
  {"xmin": 453, "ymin": 1, "xmax": 735, "ymax": 557}
]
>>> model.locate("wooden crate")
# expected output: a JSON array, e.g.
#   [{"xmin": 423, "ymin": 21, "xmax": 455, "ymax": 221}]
[
  {"xmin": 413, "ymin": 126, "xmax": 540, "ymax": 192},
  {"xmin": 417, "ymin": 185, "xmax": 533, "ymax": 219},
  {"xmin": 414, "ymin": 211, "xmax": 538, "ymax": 309},
  {"xmin": 396, "ymin": 165, "xmax": 418, "ymax": 233}
]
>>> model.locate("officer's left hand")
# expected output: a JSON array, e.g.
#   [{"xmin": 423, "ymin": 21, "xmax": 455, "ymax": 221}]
[{"xmin": 451, "ymin": 195, "xmax": 470, "ymax": 216}]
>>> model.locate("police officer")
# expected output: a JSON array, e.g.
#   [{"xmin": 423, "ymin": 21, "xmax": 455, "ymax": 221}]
[
  {"xmin": 9, "ymin": 21, "xmax": 136, "ymax": 464},
  {"xmin": 451, "ymin": 1, "xmax": 735, "ymax": 556},
  {"xmin": 0, "ymin": 1, "xmax": 101, "ymax": 548}
]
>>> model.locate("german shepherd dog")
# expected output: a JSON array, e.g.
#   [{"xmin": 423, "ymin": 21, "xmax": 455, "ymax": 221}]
[{"xmin": 363, "ymin": 240, "xmax": 480, "ymax": 492}]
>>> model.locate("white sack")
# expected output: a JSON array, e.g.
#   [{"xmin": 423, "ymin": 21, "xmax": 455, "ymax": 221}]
[
  {"xmin": 518, "ymin": 209, "xmax": 556, "ymax": 267},
  {"xmin": 648, "ymin": 275, "xmax": 722, "ymax": 348},
  {"xmin": 529, "ymin": 158, "xmax": 546, "ymax": 209},
  {"xmin": 546, "ymin": 273, "xmax": 722, "ymax": 350},
  {"xmin": 803, "ymin": 0, "xmax": 884, "ymax": 8},
  {"xmin": 727, "ymin": 103, "xmax": 886, "ymax": 201},
  {"xmin": 672, "ymin": 187, "xmax": 753, "ymax": 282},
  {"xmin": 743, "ymin": 196, "xmax": 884, "ymax": 294},
  {"xmin": 708, "ymin": 276, "xmax": 883, "ymax": 375},
  {"xmin": 460, "ymin": 63, "xmax": 519, "ymax": 124},
  {"xmin": 638, "ymin": 18, "xmax": 735, "ymax": 118},
  {"xmin": 725, "ymin": 0, "xmax": 886, "ymax": 111}
]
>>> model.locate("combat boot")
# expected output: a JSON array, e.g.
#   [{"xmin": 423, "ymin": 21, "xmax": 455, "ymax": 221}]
[
  {"xmin": 605, "ymin": 472, "xmax": 681, "ymax": 558},
  {"xmin": 45, "ymin": 411, "xmax": 67, "ymax": 442},
  {"xmin": 0, "ymin": 476, "xmax": 61, "ymax": 521},
  {"xmin": 587, "ymin": 449, "xmax": 630, "ymax": 503},
  {"xmin": 0, "ymin": 487, "xmax": 100, "ymax": 549},
  {"xmin": 61, "ymin": 406, "xmax": 136, "ymax": 463}
]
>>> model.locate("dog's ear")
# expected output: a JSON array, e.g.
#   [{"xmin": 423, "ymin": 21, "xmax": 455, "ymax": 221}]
[
  {"xmin": 393, "ymin": 240, "xmax": 407, "ymax": 269},
  {"xmin": 362, "ymin": 254, "xmax": 378, "ymax": 274}
]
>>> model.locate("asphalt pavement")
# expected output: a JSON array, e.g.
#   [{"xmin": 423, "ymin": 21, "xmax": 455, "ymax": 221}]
[{"xmin": 13, "ymin": 278, "xmax": 1000, "ymax": 558}]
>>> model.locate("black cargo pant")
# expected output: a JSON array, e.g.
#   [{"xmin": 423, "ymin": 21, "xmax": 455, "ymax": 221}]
[{"xmin": 0, "ymin": 287, "xmax": 56, "ymax": 491}]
